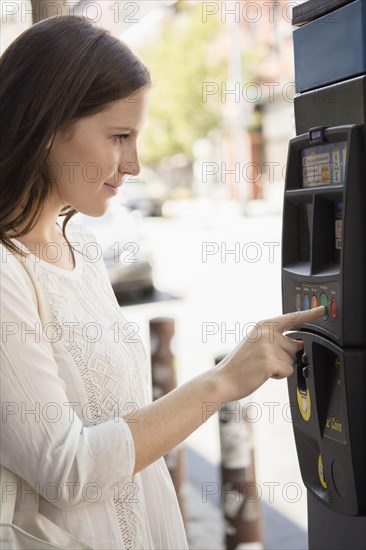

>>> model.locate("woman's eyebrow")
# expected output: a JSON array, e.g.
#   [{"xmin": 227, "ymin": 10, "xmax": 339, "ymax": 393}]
[{"xmin": 108, "ymin": 126, "xmax": 136, "ymax": 132}]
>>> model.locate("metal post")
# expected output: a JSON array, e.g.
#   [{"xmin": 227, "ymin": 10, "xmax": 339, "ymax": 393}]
[
  {"xmin": 150, "ymin": 317, "xmax": 186, "ymax": 521},
  {"xmin": 216, "ymin": 354, "xmax": 264, "ymax": 550}
]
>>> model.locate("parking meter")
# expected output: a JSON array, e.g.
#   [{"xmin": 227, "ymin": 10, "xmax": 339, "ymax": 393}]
[
  {"xmin": 282, "ymin": 0, "xmax": 366, "ymax": 546},
  {"xmin": 282, "ymin": 123, "xmax": 366, "ymax": 516}
]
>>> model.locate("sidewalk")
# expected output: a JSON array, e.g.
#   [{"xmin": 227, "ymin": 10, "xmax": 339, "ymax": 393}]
[{"xmin": 183, "ymin": 446, "xmax": 308, "ymax": 550}]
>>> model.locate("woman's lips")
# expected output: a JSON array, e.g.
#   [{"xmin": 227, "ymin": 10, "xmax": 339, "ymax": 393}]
[{"xmin": 104, "ymin": 183, "xmax": 119, "ymax": 194}]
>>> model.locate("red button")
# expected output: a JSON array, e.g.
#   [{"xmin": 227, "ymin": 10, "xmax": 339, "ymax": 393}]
[{"xmin": 330, "ymin": 298, "xmax": 337, "ymax": 319}]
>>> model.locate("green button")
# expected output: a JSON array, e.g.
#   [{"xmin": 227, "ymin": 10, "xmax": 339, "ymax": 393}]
[{"xmin": 320, "ymin": 293, "xmax": 329, "ymax": 320}]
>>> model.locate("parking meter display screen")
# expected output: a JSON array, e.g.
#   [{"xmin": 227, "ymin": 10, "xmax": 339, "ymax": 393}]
[{"xmin": 302, "ymin": 142, "xmax": 347, "ymax": 187}]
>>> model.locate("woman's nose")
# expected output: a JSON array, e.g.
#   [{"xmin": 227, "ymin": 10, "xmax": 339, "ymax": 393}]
[{"xmin": 120, "ymin": 160, "xmax": 140, "ymax": 177}]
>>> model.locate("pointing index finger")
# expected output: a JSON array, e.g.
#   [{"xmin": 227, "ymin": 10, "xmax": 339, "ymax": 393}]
[{"xmin": 274, "ymin": 306, "xmax": 326, "ymax": 332}]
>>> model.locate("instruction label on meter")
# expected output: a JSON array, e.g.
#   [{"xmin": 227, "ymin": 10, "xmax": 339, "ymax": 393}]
[{"xmin": 302, "ymin": 142, "xmax": 347, "ymax": 187}]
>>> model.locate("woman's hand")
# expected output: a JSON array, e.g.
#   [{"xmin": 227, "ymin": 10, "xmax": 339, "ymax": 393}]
[{"xmin": 214, "ymin": 306, "xmax": 325, "ymax": 404}]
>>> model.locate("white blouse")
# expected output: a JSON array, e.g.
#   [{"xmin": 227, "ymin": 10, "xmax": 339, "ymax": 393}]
[{"xmin": 0, "ymin": 221, "xmax": 188, "ymax": 549}]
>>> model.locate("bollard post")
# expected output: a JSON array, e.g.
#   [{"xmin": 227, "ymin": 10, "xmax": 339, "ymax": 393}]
[
  {"xmin": 215, "ymin": 355, "xmax": 264, "ymax": 550},
  {"xmin": 150, "ymin": 317, "xmax": 186, "ymax": 520}
]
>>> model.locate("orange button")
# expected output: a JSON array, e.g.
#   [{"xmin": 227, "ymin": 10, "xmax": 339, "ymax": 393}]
[{"xmin": 311, "ymin": 295, "xmax": 318, "ymax": 308}]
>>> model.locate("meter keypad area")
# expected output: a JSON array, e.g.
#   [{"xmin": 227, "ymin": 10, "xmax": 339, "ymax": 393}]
[
  {"xmin": 284, "ymin": 278, "xmax": 340, "ymax": 338},
  {"xmin": 287, "ymin": 332, "xmax": 366, "ymax": 516},
  {"xmin": 282, "ymin": 124, "xmax": 366, "ymax": 347}
]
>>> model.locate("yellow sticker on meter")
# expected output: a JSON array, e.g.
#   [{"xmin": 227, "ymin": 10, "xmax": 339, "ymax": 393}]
[
  {"xmin": 296, "ymin": 387, "xmax": 311, "ymax": 421},
  {"xmin": 318, "ymin": 454, "xmax": 327, "ymax": 489},
  {"xmin": 321, "ymin": 163, "xmax": 330, "ymax": 184}
]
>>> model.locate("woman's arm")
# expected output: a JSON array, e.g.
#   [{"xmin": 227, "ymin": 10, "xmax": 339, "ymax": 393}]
[
  {"xmin": 1, "ymin": 245, "xmax": 324, "ymax": 497},
  {"xmin": 128, "ymin": 307, "xmax": 325, "ymax": 474}
]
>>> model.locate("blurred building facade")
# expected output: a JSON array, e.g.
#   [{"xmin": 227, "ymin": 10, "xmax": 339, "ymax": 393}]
[
  {"xmin": 240, "ymin": 0, "xmax": 298, "ymax": 205},
  {"xmin": 218, "ymin": 0, "xmax": 298, "ymax": 204}
]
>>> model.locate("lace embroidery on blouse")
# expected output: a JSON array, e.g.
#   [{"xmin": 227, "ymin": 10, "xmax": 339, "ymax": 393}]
[{"xmin": 31, "ymin": 223, "xmax": 149, "ymax": 548}]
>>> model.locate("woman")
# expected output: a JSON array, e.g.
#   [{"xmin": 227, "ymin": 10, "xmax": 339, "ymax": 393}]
[{"xmin": 0, "ymin": 15, "xmax": 324, "ymax": 549}]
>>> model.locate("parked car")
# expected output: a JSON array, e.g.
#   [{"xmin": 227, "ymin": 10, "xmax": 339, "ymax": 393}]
[
  {"xmin": 120, "ymin": 168, "xmax": 168, "ymax": 217},
  {"xmin": 73, "ymin": 205, "xmax": 154, "ymax": 298}
]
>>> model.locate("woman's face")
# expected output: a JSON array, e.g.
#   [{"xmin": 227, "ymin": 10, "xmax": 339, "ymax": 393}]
[{"xmin": 46, "ymin": 87, "xmax": 150, "ymax": 217}]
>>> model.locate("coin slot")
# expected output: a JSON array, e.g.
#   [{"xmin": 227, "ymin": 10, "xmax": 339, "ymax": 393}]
[{"xmin": 297, "ymin": 350, "xmax": 309, "ymax": 395}]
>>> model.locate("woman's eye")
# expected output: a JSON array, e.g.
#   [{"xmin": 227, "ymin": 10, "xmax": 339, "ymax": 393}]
[{"xmin": 114, "ymin": 134, "xmax": 129, "ymax": 143}]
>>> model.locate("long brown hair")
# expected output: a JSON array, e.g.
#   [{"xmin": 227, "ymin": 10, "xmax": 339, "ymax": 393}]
[{"xmin": 0, "ymin": 15, "xmax": 151, "ymax": 258}]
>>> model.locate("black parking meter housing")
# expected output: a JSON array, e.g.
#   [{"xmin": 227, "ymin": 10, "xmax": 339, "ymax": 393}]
[
  {"xmin": 282, "ymin": 0, "xmax": 366, "ymax": 528},
  {"xmin": 282, "ymin": 124, "xmax": 366, "ymax": 516},
  {"xmin": 282, "ymin": 124, "xmax": 366, "ymax": 347},
  {"xmin": 286, "ymin": 331, "xmax": 366, "ymax": 515}
]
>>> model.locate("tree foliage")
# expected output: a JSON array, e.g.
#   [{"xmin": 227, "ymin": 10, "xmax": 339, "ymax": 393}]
[{"xmin": 137, "ymin": 2, "xmax": 226, "ymax": 164}]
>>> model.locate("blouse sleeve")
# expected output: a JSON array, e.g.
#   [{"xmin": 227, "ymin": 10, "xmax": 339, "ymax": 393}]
[{"xmin": 0, "ymin": 246, "xmax": 136, "ymax": 510}]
